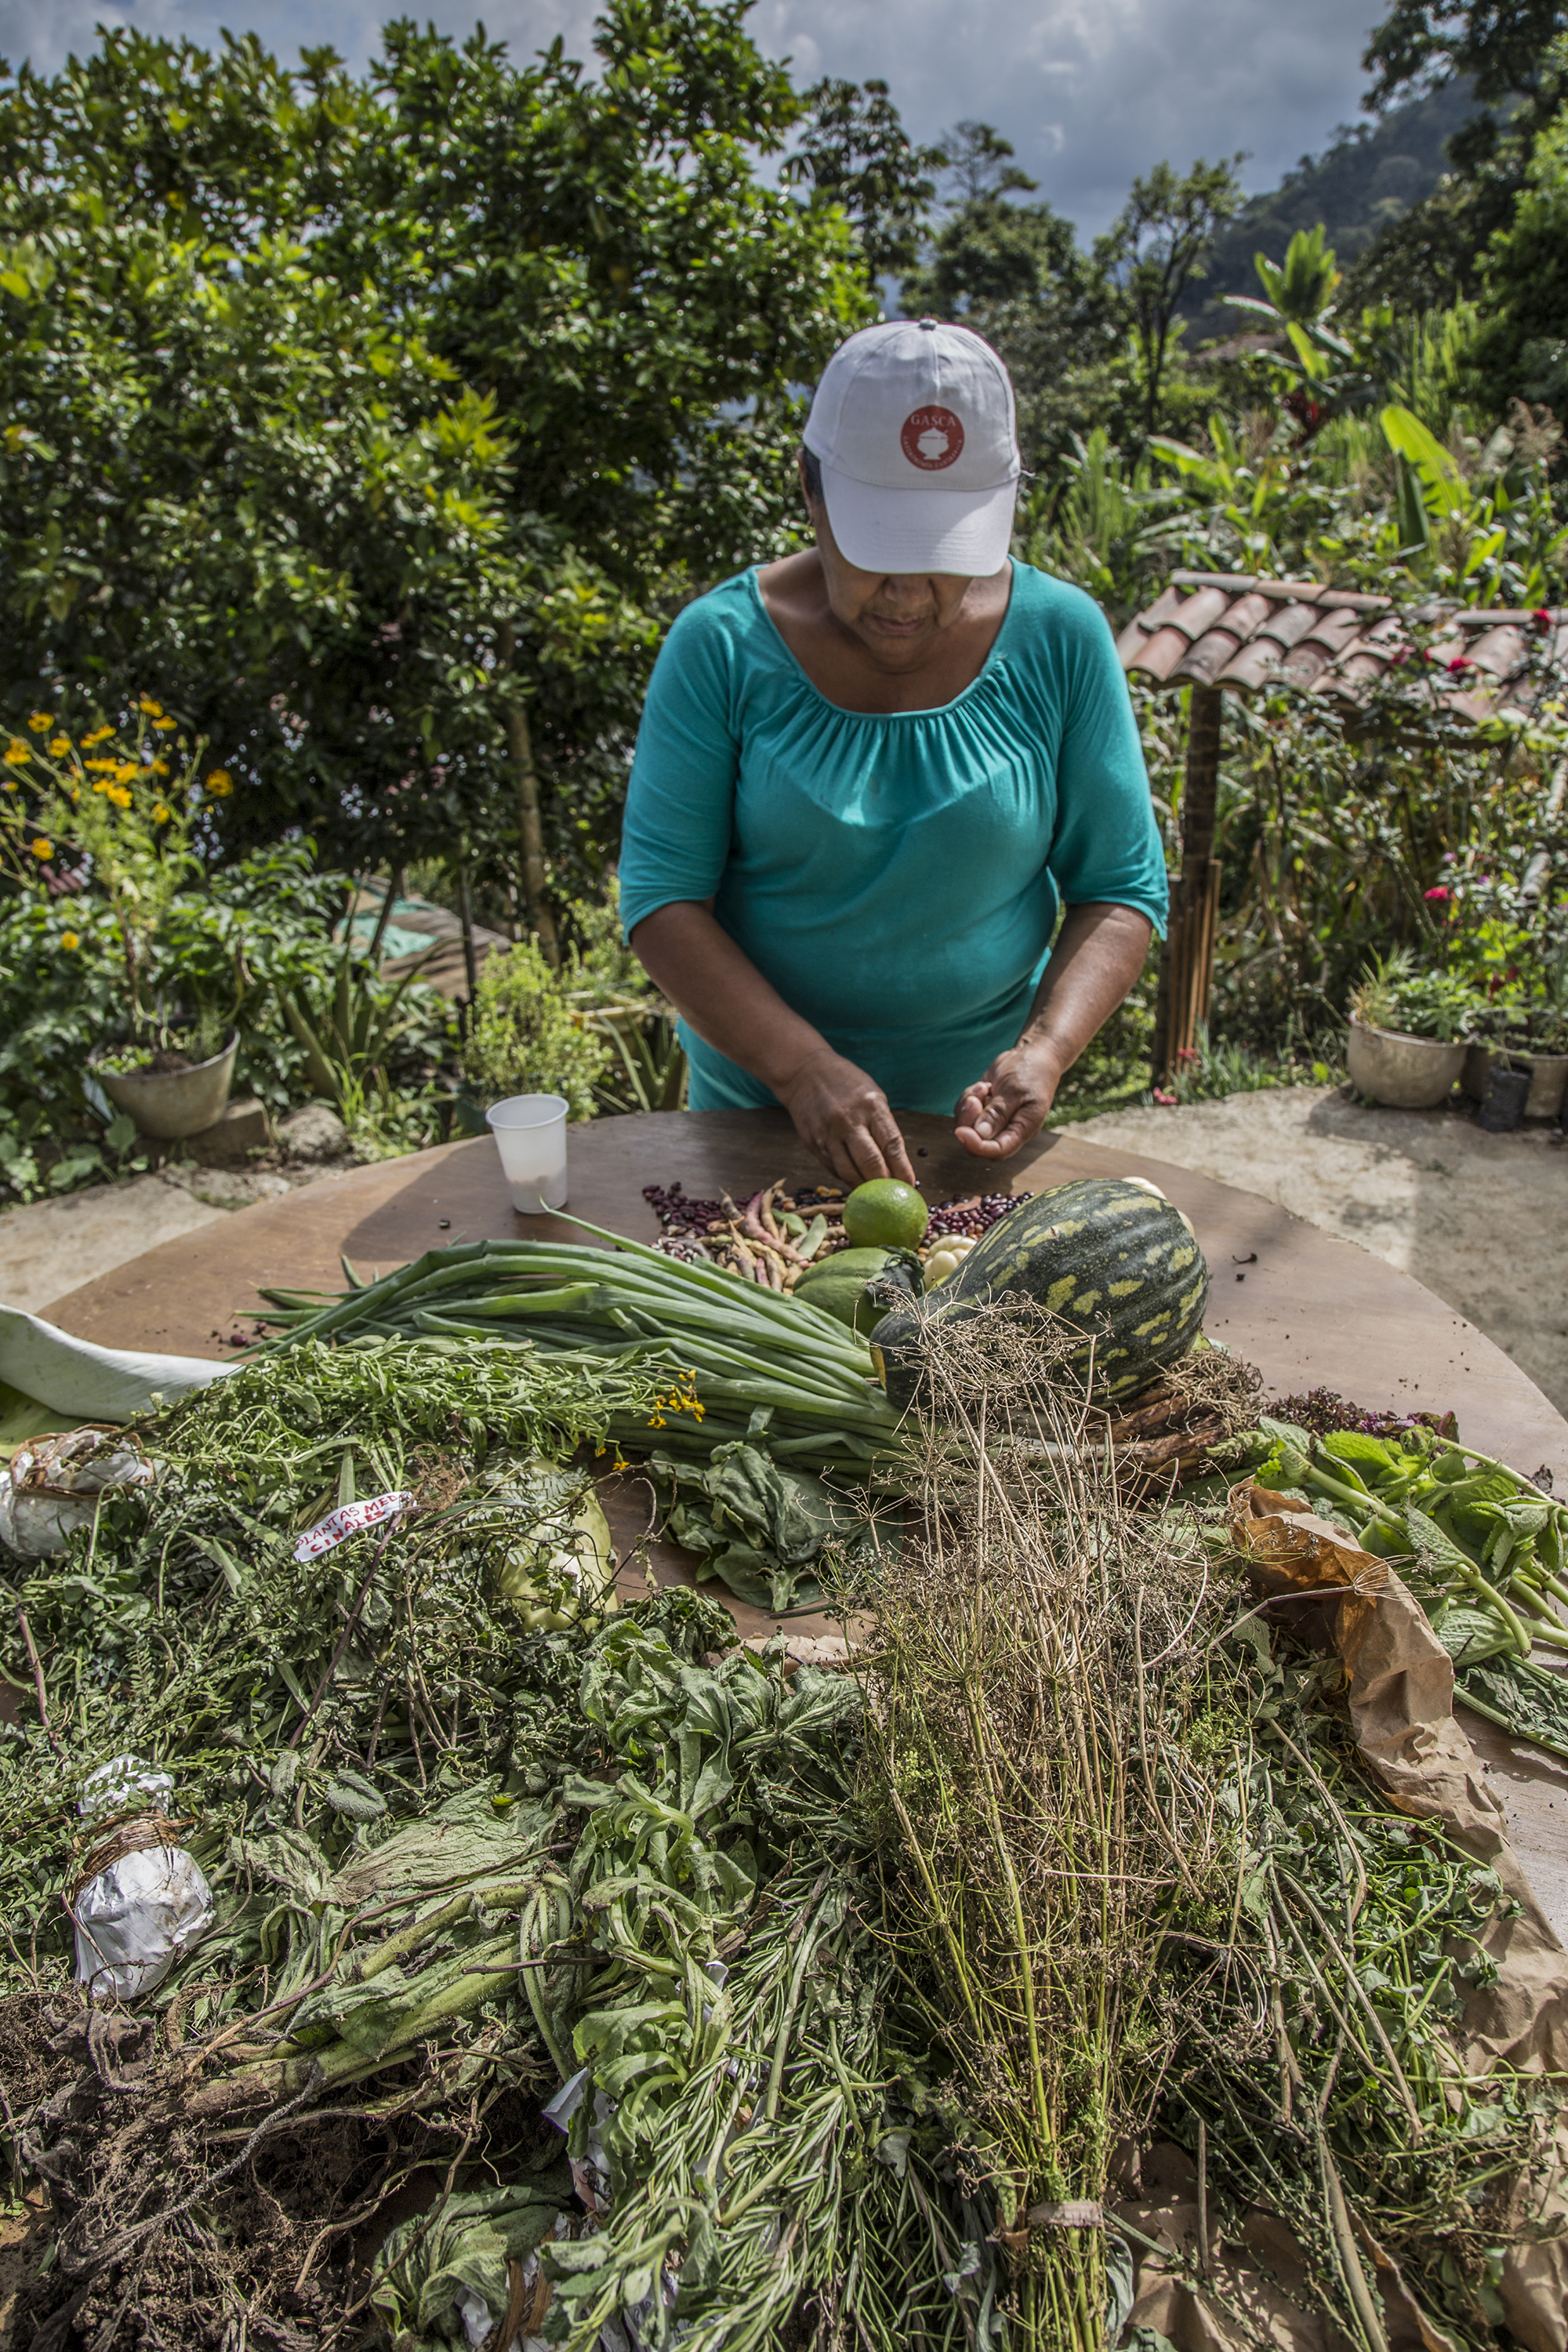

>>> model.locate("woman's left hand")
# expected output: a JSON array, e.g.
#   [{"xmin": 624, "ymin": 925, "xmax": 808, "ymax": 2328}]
[
  {"xmin": 955, "ymin": 904, "xmax": 1153, "ymax": 1159},
  {"xmin": 953, "ymin": 1041, "xmax": 1061, "ymax": 1160}
]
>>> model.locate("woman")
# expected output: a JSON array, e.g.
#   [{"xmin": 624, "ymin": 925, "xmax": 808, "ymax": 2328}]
[{"xmin": 619, "ymin": 317, "xmax": 1166, "ymax": 1185}]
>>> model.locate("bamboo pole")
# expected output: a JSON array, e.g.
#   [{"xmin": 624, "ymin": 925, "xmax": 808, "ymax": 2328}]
[
  {"xmin": 497, "ymin": 620, "xmax": 561, "ymax": 970},
  {"xmin": 454, "ymin": 855, "xmax": 479, "ymax": 1007},
  {"xmin": 1152, "ymin": 683, "xmax": 1224, "ymax": 1083}
]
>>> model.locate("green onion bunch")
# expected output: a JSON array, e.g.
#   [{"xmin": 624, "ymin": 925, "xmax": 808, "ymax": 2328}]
[{"xmin": 255, "ymin": 1226, "xmax": 903, "ymax": 1478}]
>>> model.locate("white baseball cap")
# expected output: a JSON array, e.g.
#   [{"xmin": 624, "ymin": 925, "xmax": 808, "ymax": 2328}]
[{"xmin": 803, "ymin": 318, "xmax": 1021, "ymax": 576}]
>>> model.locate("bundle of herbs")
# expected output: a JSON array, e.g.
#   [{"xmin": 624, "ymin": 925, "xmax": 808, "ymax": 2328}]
[
  {"xmin": 857, "ymin": 1301, "xmax": 1565, "ymax": 2352},
  {"xmin": 3, "ymin": 1312, "xmax": 1565, "ymax": 2351},
  {"xmin": 1236, "ymin": 1410, "xmax": 1568, "ymax": 1758},
  {"xmin": 1163, "ymin": 1629, "xmax": 1560, "ymax": 2348},
  {"xmin": 253, "ymin": 1229, "xmax": 902, "ymax": 1479},
  {"xmin": 0, "ymin": 1348, "xmax": 967, "ymax": 2351}
]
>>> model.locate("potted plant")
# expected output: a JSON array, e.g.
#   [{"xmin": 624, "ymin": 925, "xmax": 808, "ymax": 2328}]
[
  {"xmin": 1461, "ymin": 1014, "xmax": 1568, "ymax": 1121},
  {"xmin": 1345, "ymin": 948, "xmax": 1476, "ymax": 1109},
  {"xmin": 1, "ymin": 701, "xmax": 242, "ymax": 1139},
  {"xmin": 1443, "ymin": 866, "xmax": 1568, "ymax": 1121}
]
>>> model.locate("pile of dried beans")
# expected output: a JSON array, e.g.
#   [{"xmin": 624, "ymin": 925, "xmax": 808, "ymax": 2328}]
[{"xmin": 641, "ymin": 1176, "xmax": 1030, "ymax": 1288}]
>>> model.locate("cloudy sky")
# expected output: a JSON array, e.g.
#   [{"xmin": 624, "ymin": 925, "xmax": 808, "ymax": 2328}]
[{"xmin": 1, "ymin": 0, "xmax": 1386, "ymax": 234}]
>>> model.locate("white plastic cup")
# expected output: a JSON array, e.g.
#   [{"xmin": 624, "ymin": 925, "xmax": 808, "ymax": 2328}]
[{"xmin": 486, "ymin": 1094, "xmax": 569, "ymax": 1213}]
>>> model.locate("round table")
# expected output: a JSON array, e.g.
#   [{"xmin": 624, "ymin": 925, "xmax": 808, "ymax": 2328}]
[
  {"xmin": 37, "ymin": 1108, "xmax": 1568, "ymax": 1936},
  {"xmin": 43, "ymin": 1107, "xmax": 1568, "ymax": 1482}
]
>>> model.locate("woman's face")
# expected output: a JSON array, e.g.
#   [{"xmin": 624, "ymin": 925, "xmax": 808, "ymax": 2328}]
[{"xmin": 803, "ymin": 466, "xmax": 984, "ymax": 670}]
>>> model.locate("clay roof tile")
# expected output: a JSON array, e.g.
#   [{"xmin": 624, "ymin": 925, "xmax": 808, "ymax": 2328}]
[
  {"xmin": 1116, "ymin": 578, "xmax": 1566, "ymax": 728},
  {"xmin": 1172, "ymin": 626, "xmax": 1245, "ymax": 686},
  {"xmin": 1254, "ymin": 601, "xmax": 1322, "ymax": 651},
  {"xmin": 1129, "ymin": 624, "xmax": 1200, "ymax": 684},
  {"xmin": 1464, "ymin": 622, "xmax": 1529, "ymax": 680}
]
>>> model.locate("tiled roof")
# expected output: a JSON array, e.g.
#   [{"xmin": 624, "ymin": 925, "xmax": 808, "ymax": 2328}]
[{"xmin": 1116, "ymin": 571, "xmax": 1568, "ymax": 727}]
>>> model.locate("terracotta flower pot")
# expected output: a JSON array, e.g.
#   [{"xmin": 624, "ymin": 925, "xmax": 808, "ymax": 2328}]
[
  {"xmin": 1461, "ymin": 1044, "xmax": 1568, "ymax": 1121},
  {"xmin": 94, "ymin": 1031, "xmax": 239, "ymax": 1141},
  {"xmin": 1346, "ymin": 1018, "xmax": 1467, "ymax": 1110}
]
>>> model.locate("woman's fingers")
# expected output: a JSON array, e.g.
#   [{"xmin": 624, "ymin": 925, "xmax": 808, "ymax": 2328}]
[
  {"xmin": 782, "ymin": 1050, "xmax": 915, "ymax": 1185},
  {"xmin": 958, "ymin": 1100, "xmax": 1035, "ymax": 1158},
  {"xmin": 824, "ymin": 1111, "xmax": 911, "ymax": 1185},
  {"xmin": 862, "ymin": 1115, "xmax": 918, "ymax": 1185},
  {"xmin": 954, "ymin": 1051, "xmax": 1055, "ymax": 1160}
]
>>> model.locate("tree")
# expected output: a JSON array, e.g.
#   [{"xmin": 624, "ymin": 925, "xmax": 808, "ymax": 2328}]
[
  {"xmin": 935, "ymin": 121, "xmax": 1037, "ymax": 205},
  {"xmin": 1346, "ymin": 1, "xmax": 1568, "ymax": 313},
  {"xmin": 0, "ymin": 7, "xmax": 873, "ymax": 936},
  {"xmin": 1468, "ymin": 82, "xmax": 1568, "ymax": 405},
  {"xmin": 781, "ymin": 78, "xmax": 946, "ymax": 281},
  {"xmin": 1364, "ymin": 0, "xmax": 1566, "ymax": 117},
  {"xmin": 1097, "ymin": 157, "xmax": 1246, "ymax": 433}
]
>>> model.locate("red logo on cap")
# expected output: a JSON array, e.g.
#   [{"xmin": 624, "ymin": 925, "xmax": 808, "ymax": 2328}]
[{"xmin": 900, "ymin": 405, "xmax": 964, "ymax": 471}]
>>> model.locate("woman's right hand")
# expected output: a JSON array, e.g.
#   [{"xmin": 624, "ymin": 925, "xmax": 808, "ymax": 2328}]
[{"xmin": 778, "ymin": 1047, "xmax": 917, "ymax": 1187}]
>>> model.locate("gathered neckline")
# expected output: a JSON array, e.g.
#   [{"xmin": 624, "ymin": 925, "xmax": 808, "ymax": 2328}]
[{"xmin": 746, "ymin": 561, "xmax": 1018, "ymax": 720}]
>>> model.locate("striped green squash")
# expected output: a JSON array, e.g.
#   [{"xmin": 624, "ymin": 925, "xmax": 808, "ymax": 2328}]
[{"xmin": 869, "ymin": 1176, "xmax": 1209, "ymax": 1406}]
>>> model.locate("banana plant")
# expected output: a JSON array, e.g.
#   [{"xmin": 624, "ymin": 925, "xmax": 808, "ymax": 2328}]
[
  {"xmin": 275, "ymin": 937, "xmax": 441, "ymax": 1112},
  {"xmin": 1380, "ymin": 402, "xmax": 1508, "ymax": 579},
  {"xmin": 1223, "ymin": 225, "xmax": 1361, "ymax": 432}
]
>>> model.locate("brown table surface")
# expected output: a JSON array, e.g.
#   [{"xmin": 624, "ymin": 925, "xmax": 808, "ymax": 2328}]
[
  {"xmin": 44, "ymin": 1106, "xmax": 1568, "ymax": 1481},
  {"xmin": 35, "ymin": 1106, "xmax": 1568, "ymax": 1938}
]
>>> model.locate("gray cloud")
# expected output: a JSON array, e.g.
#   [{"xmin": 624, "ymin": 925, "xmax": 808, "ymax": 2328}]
[{"xmin": 1, "ymin": 0, "xmax": 1382, "ymax": 234}]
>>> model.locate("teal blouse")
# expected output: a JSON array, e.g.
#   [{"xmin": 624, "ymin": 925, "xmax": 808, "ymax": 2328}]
[{"xmin": 618, "ymin": 562, "xmax": 1166, "ymax": 1115}]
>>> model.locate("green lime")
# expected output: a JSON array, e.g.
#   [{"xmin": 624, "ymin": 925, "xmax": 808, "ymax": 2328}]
[{"xmin": 843, "ymin": 1178, "xmax": 928, "ymax": 1251}]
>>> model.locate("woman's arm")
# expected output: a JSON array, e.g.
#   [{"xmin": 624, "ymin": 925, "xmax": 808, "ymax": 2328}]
[
  {"xmin": 953, "ymin": 902, "xmax": 1152, "ymax": 1159},
  {"xmin": 631, "ymin": 900, "xmax": 918, "ymax": 1186}
]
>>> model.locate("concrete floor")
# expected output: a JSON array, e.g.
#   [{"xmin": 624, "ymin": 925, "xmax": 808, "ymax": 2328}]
[
  {"xmin": 1076, "ymin": 1084, "xmax": 1568, "ymax": 1417},
  {"xmin": 0, "ymin": 1161, "xmax": 354, "ymax": 1319}
]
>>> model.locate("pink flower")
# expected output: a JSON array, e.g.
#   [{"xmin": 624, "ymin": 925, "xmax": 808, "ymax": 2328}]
[
  {"xmin": 1533, "ymin": 608, "xmax": 1552, "ymax": 630},
  {"xmin": 1446, "ymin": 655, "xmax": 1470, "ymax": 675},
  {"xmin": 1152, "ymin": 1087, "xmax": 1178, "ymax": 1105},
  {"xmin": 1424, "ymin": 886, "xmax": 1451, "ymax": 902}
]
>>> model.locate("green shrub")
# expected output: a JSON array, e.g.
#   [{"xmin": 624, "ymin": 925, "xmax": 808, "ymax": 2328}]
[
  {"xmin": 0, "ymin": 840, "xmax": 448, "ymax": 1200},
  {"xmin": 1348, "ymin": 946, "xmax": 1481, "ymax": 1041},
  {"xmin": 460, "ymin": 941, "xmax": 611, "ymax": 1120}
]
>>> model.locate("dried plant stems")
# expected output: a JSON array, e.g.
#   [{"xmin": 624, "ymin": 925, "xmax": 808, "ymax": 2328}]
[{"xmin": 862, "ymin": 1302, "xmax": 1229, "ymax": 2350}]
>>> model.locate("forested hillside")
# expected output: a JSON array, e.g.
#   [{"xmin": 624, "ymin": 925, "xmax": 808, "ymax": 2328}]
[{"xmin": 1181, "ymin": 79, "xmax": 1484, "ymax": 343}]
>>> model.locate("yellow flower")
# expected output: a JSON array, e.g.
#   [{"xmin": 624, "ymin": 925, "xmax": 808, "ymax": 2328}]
[
  {"xmin": 152, "ymin": 802, "xmax": 172, "ymax": 825},
  {"xmin": 47, "ymin": 735, "xmax": 71, "ymax": 757},
  {"xmin": 30, "ymin": 837, "xmax": 53, "ymax": 859},
  {"xmin": 205, "ymin": 768, "xmax": 234, "ymax": 797},
  {"xmin": 151, "ymin": 717, "xmax": 176, "ymax": 732},
  {"xmin": 107, "ymin": 785, "xmax": 132, "ymax": 808},
  {"xmin": 138, "ymin": 695, "xmax": 163, "ymax": 717},
  {"xmin": 4, "ymin": 738, "xmax": 30, "ymax": 765},
  {"xmin": 27, "ymin": 711, "xmax": 51, "ymax": 732},
  {"xmin": 60, "ymin": 931, "xmax": 79, "ymax": 951},
  {"xmin": 84, "ymin": 757, "xmax": 118, "ymax": 773},
  {"xmin": 2, "ymin": 779, "xmax": 16, "ymax": 793},
  {"xmin": 82, "ymin": 724, "xmax": 114, "ymax": 747},
  {"xmin": 151, "ymin": 757, "xmax": 169, "ymax": 775},
  {"xmin": 114, "ymin": 761, "xmax": 138, "ymax": 784}
]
